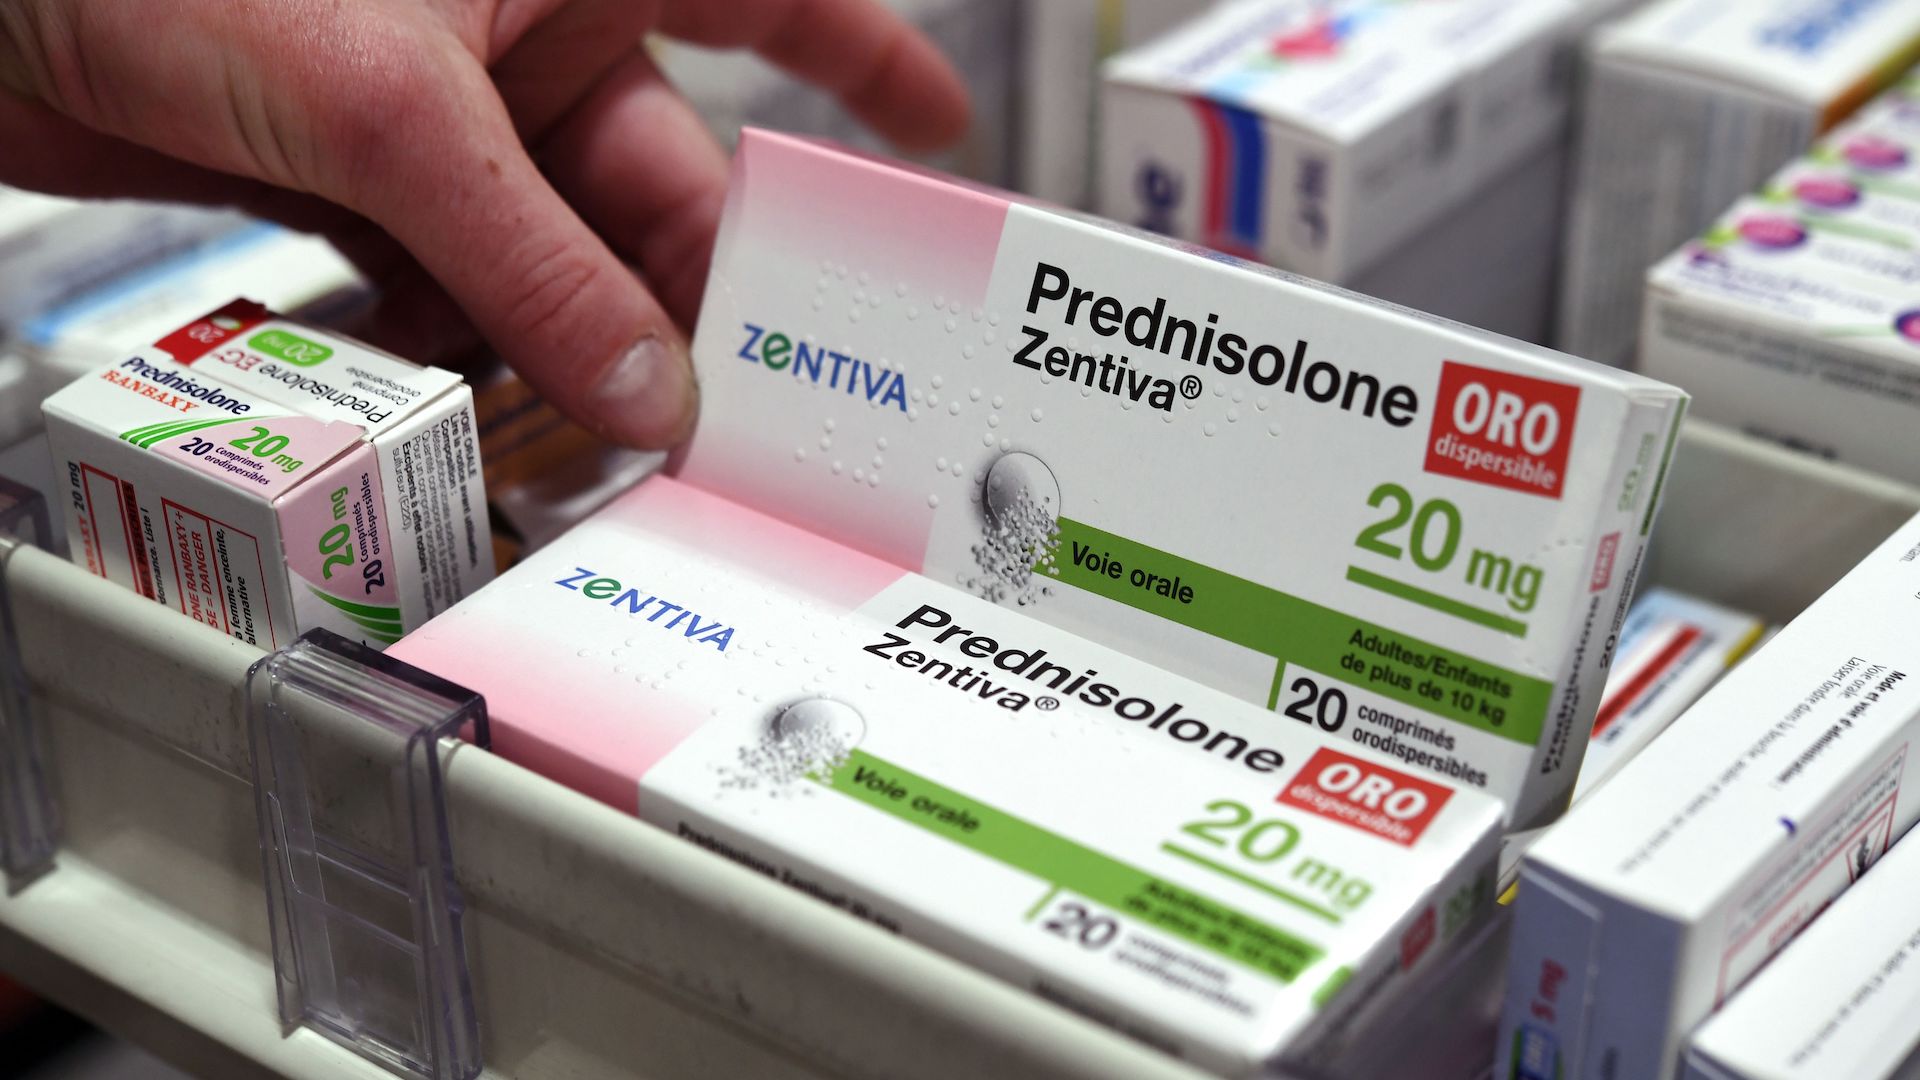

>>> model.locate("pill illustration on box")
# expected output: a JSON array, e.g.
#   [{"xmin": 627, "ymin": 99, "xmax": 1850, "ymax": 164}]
[
  {"xmin": 771, "ymin": 696, "xmax": 866, "ymax": 747},
  {"xmin": 982, "ymin": 450, "xmax": 1059, "ymax": 528}
]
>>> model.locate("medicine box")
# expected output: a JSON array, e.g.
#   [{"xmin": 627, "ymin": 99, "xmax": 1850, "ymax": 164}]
[
  {"xmin": 391, "ymin": 473, "xmax": 1505, "ymax": 1076},
  {"xmin": 1642, "ymin": 77, "xmax": 1920, "ymax": 486},
  {"xmin": 677, "ymin": 129, "xmax": 1687, "ymax": 830},
  {"xmin": 1682, "ymin": 816, "xmax": 1920, "ymax": 1080},
  {"xmin": 42, "ymin": 300, "xmax": 491, "ymax": 649},
  {"xmin": 1097, "ymin": 0, "xmax": 1636, "ymax": 339},
  {"xmin": 1499, "ymin": 510, "xmax": 1920, "ymax": 1080},
  {"xmin": 1557, "ymin": 0, "xmax": 1920, "ymax": 366}
]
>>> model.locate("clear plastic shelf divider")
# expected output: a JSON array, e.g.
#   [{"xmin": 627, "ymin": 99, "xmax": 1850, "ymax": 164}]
[
  {"xmin": 248, "ymin": 628, "xmax": 489, "ymax": 1080},
  {"xmin": 0, "ymin": 474, "xmax": 59, "ymax": 892}
]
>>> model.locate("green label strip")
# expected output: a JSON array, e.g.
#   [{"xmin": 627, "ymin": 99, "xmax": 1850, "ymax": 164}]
[
  {"xmin": 1643, "ymin": 405, "xmax": 1686, "ymax": 538},
  {"xmin": 1048, "ymin": 519, "xmax": 1551, "ymax": 746},
  {"xmin": 1345, "ymin": 567, "xmax": 1528, "ymax": 638},
  {"xmin": 119, "ymin": 414, "xmax": 259, "ymax": 449},
  {"xmin": 307, "ymin": 587, "xmax": 403, "ymax": 644},
  {"xmin": 824, "ymin": 750, "xmax": 1325, "ymax": 984},
  {"xmin": 249, "ymin": 328, "xmax": 334, "ymax": 366},
  {"xmin": 1856, "ymin": 173, "xmax": 1920, "ymax": 201}
]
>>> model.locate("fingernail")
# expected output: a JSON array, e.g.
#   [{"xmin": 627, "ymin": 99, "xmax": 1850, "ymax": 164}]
[{"xmin": 588, "ymin": 337, "xmax": 697, "ymax": 448}]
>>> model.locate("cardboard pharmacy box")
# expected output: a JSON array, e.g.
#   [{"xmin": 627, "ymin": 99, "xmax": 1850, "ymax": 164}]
[
  {"xmin": 1498, "ymin": 587, "xmax": 1764, "ymax": 883},
  {"xmin": 16, "ymin": 223, "xmax": 367, "ymax": 401},
  {"xmin": 1018, "ymin": 0, "xmax": 1219, "ymax": 209},
  {"xmin": 1682, "ymin": 819, "xmax": 1920, "ymax": 1080},
  {"xmin": 1557, "ymin": 0, "xmax": 1920, "ymax": 366},
  {"xmin": 1643, "ymin": 78, "xmax": 1920, "ymax": 487},
  {"xmin": 391, "ymin": 474, "xmax": 1505, "ymax": 1077},
  {"xmin": 41, "ymin": 300, "xmax": 491, "ymax": 650},
  {"xmin": 678, "ymin": 129, "xmax": 1688, "ymax": 830},
  {"xmin": 0, "ymin": 185, "xmax": 248, "ymax": 339},
  {"xmin": 1500, "ymin": 509, "xmax": 1920, "ymax": 1080},
  {"xmin": 1571, "ymin": 587, "xmax": 1764, "ymax": 802},
  {"xmin": 1096, "ymin": 0, "xmax": 1636, "ymax": 337}
]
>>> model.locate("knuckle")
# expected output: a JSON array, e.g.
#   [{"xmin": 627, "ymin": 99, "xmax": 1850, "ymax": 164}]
[
  {"xmin": 302, "ymin": 23, "xmax": 448, "ymax": 197},
  {"xmin": 845, "ymin": 25, "xmax": 911, "ymax": 102},
  {"xmin": 1, "ymin": 0, "xmax": 103, "ymax": 118},
  {"xmin": 0, "ymin": 5, "xmax": 48, "ymax": 96},
  {"xmin": 498, "ymin": 240, "xmax": 607, "ymax": 350}
]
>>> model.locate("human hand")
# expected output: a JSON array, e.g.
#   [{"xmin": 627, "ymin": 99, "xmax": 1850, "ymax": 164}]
[{"xmin": 0, "ymin": 0, "xmax": 971, "ymax": 447}]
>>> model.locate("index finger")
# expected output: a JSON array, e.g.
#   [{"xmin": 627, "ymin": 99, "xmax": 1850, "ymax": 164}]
[{"xmin": 657, "ymin": 0, "xmax": 970, "ymax": 153}]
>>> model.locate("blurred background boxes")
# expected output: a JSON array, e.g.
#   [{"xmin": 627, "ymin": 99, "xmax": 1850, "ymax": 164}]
[
  {"xmin": 1642, "ymin": 78, "xmax": 1920, "ymax": 488},
  {"xmin": 1558, "ymin": 0, "xmax": 1920, "ymax": 368},
  {"xmin": 1097, "ymin": 0, "xmax": 1640, "ymax": 342}
]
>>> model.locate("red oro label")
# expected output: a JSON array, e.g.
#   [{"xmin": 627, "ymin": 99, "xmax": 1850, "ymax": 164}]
[
  {"xmin": 1425, "ymin": 361, "xmax": 1580, "ymax": 499},
  {"xmin": 1590, "ymin": 532, "xmax": 1619, "ymax": 593},
  {"xmin": 152, "ymin": 299, "xmax": 273, "ymax": 365},
  {"xmin": 1277, "ymin": 747, "xmax": 1454, "ymax": 847},
  {"xmin": 1400, "ymin": 906, "xmax": 1437, "ymax": 969}
]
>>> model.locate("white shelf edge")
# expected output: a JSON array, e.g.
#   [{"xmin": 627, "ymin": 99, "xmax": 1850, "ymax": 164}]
[
  {"xmin": 0, "ymin": 847, "xmax": 392, "ymax": 1080},
  {"xmin": 6, "ymin": 540, "xmax": 1216, "ymax": 1080}
]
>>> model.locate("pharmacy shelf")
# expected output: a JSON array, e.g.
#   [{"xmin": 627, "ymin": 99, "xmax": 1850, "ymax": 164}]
[
  {"xmin": 1645, "ymin": 421, "xmax": 1920, "ymax": 625},
  {"xmin": 0, "ymin": 543, "xmax": 1212, "ymax": 1080},
  {"xmin": 2, "ymin": 419, "xmax": 1917, "ymax": 1080}
]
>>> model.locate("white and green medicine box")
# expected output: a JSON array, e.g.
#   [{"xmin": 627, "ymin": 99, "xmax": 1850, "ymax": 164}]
[
  {"xmin": 677, "ymin": 130, "xmax": 1689, "ymax": 830},
  {"xmin": 41, "ymin": 299, "xmax": 491, "ymax": 649}
]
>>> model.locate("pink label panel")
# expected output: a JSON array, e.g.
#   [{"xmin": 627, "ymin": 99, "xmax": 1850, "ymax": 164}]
[
  {"xmin": 151, "ymin": 414, "xmax": 364, "ymax": 501},
  {"xmin": 282, "ymin": 444, "xmax": 402, "ymax": 639}
]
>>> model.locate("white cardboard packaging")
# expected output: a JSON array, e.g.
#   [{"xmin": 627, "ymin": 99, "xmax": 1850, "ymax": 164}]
[
  {"xmin": 41, "ymin": 300, "xmax": 491, "ymax": 650},
  {"xmin": 1641, "ymin": 213, "xmax": 1920, "ymax": 484},
  {"xmin": 1018, "ymin": 0, "xmax": 1219, "ymax": 209},
  {"xmin": 679, "ymin": 129, "xmax": 1688, "ymax": 831},
  {"xmin": 0, "ymin": 186, "xmax": 250, "ymax": 340},
  {"xmin": 1498, "ymin": 510, "xmax": 1920, "ymax": 1080},
  {"xmin": 1096, "ymin": 0, "xmax": 1636, "ymax": 339},
  {"xmin": 1682, "ymin": 819, "xmax": 1920, "ymax": 1080},
  {"xmin": 1572, "ymin": 587, "xmax": 1765, "ymax": 801},
  {"xmin": 15, "ymin": 222, "xmax": 368, "ymax": 400},
  {"xmin": 1498, "ymin": 587, "xmax": 1764, "ymax": 884},
  {"xmin": 392, "ymin": 473, "xmax": 1505, "ymax": 1077},
  {"xmin": 1340, "ymin": 138, "xmax": 1570, "ymax": 344},
  {"xmin": 1641, "ymin": 78, "xmax": 1920, "ymax": 487},
  {"xmin": 1760, "ymin": 157, "xmax": 1920, "ymax": 238},
  {"xmin": 1556, "ymin": 0, "xmax": 1920, "ymax": 367}
]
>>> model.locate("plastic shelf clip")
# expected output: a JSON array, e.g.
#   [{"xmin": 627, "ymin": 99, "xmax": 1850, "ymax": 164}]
[
  {"xmin": 0, "ymin": 475, "xmax": 58, "ymax": 892},
  {"xmin": 249, "ymin": 629, "xmax": 489, "ymax": 1080}
]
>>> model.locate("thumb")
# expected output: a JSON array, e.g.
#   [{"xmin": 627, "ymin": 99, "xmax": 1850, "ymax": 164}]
[{"xmin": 313, "ymin": 46, "xmax": 697, "ymax": 449}]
